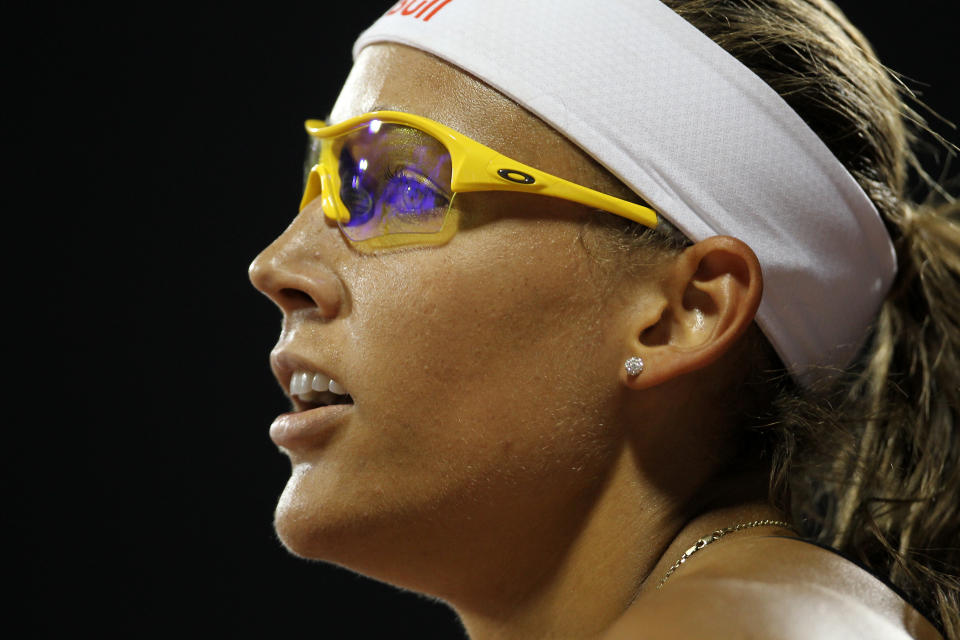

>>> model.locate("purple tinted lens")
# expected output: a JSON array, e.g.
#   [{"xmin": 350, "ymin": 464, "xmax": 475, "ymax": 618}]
[{"xmin": 333, "ymin": 122, "xmax": 453, "ymax": 241}]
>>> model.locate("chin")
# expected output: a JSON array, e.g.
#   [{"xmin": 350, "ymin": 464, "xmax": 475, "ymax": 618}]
[
  {"xmin": 272, "ymin": 491, "xmax": 427, "ymax": 595},
  {"xmin": 270, "ymin": 466, "xmax": 403, "ymax": 566},
  {"xmin": 273, "ymin": 505, "xmax": 320, "ymax": 559},
  {"xmin": 272, "ymin": 470, "xmax": 348, "ymax": 560}
]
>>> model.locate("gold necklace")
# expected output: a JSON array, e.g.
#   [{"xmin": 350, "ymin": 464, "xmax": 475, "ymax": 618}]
[{"xmin": 656, "ymin": 519, "xmax": 794, "ymax": 589}]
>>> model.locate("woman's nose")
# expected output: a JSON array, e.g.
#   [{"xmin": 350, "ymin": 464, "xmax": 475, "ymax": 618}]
[{"xmin": 248, "ymin": 219, "xmax": 343, "ymax": 319}]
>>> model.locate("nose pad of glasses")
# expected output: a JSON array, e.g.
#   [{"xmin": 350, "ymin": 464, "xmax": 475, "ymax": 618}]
[
  {"xmin": 318, "ymin": 169, "xmax": 350, "ymax": 225},
  {"xmin": 299, "ymin": 165, "xmax": 323, "ymax": 212},
  {"xmin": 300, "ymin": 165, "xmax": 351, "ymax": 226}
]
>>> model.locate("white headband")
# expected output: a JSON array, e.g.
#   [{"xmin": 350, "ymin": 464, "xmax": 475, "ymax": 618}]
[{"xmin": 354, "ymin": 0, "xmax": 897, "ymax": 385}]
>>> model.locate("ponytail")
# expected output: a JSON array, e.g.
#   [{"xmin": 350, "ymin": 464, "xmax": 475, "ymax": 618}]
[
  {"xmin": 649, "ymin": 0, "xmax": 960, "ymax": 633},
  {"xmin": 777, "ymin": 195, "xmax": 960, "ymax": 637}
]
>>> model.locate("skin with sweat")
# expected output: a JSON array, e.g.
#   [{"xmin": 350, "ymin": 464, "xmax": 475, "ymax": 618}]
[{"xmin": 249, "ymin": 43, "xmax": 941, "ymax": 640}]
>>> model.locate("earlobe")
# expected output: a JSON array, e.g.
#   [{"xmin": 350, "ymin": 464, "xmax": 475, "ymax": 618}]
[{"xmin": 624, "ymin": 236, "xmax": 762, "ymax": 390}]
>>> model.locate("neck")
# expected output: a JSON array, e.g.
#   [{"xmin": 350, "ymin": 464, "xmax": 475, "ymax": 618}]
[
  {"xmin": 450, "ymin": 448, "xmax": 678, "ymax": 639},
  {"xmin": 450, "ymin": 457, "xmax": 779, "ymax": 639},
  {"xmin": 447, "ymin": 443, "xmax": 765, "ymax": 639}
]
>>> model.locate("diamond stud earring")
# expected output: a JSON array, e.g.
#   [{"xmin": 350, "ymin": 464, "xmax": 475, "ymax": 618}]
[{"xmin": 624, "ymin": 356, "xmax": 645, "ymax": 376}]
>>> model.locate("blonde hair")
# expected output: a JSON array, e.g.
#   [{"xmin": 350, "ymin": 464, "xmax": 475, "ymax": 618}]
[{"xmin": 591, "ymin": 0, "xmax": 959, "ymax": 634}]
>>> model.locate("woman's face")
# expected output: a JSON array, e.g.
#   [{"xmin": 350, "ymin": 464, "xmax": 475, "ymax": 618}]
[{"xmin": 249, "ymin": 44, "xmax": 665, "ymax": 585}]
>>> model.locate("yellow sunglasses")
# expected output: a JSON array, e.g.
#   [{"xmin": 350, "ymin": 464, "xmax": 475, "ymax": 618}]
[{"xmin": 300, "ymin": 111, "xmax": 658, "ymax": 251}]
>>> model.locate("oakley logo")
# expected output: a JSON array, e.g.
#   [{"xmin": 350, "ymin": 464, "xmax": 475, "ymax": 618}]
[
  {"xmin": 497, "ymin": 169, "xmax": 536, "ymax": 185},
  {"xmin": 385, "ymin": 0, "xmax": 453, "ymax": 22}
]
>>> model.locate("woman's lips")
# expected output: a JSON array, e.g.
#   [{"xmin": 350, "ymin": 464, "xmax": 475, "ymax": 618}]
[{"xmin": 270, "ymin": 404, "xmax": 353, "ymax": 450}]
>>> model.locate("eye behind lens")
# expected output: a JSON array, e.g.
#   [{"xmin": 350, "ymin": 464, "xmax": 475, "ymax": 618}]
[{"xmin": 340, "ymin": 182, "xmax": 375, "ymax": 226}]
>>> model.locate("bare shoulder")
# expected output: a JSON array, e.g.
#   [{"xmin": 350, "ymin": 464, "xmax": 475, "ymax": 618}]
[{"xmin": 604, "ymin": 536, "xmax": 943, "ymax": 640}]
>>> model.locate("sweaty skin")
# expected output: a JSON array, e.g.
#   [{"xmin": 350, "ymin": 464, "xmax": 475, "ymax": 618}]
[{"xmin": 250, "ymin": 43, "xmax": 941, "ymax": 640}]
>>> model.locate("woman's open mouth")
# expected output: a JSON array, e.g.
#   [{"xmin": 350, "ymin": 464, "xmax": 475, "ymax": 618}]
[
  {"xmin": 289, "ymin": 370, "xmax": 354, "ymax": 410},
  {"xmin": 271, "ymin": 371, "xmax": 355, "ymax": 449}
]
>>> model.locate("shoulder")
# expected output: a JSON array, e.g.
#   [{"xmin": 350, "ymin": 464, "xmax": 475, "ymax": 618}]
[{"xmin": 604, "ymin": 536, "xmax": 943, "ymax": 640}]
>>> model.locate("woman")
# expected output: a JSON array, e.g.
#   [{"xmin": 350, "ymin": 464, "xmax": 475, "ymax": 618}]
[{"xmin": 249, "ymin": 1, "xmax": 958, "ymax": 637}]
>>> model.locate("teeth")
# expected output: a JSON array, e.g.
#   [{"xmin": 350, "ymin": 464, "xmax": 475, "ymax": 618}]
[
  {"xmin": 289, "ymin": 369, "xmax": 348, "ymax": 401},
  {"xmin": 290, "ymin": 371, "xmax": 311, "ymax": 395},
  {"xmin": 311, "ymin": 373, "xmax": 331, "ymax": 392}
]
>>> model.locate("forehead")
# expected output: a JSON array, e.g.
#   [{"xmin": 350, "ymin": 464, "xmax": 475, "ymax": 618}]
[{"xmin": 328, "ymin": 43, "xmax": 616, "ymax": 192}]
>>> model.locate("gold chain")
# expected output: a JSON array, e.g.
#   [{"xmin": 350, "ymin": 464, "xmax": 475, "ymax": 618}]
[{"xmin": 656, "ymin": 519, "xmax": 794, "ymax": 590}]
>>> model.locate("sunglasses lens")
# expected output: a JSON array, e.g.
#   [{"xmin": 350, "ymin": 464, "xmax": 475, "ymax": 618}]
[{"xmin": 328, "ymin": 121, "xmax": 453, "ymax": 242}]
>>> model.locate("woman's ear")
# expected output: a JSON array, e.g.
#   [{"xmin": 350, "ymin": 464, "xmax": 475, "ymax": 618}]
[{"xmin": 625, "ymin": 236, "xmax": 763, "ymax": 390}]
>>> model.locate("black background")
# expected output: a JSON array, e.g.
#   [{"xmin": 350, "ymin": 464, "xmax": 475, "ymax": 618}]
[{"xmin": 9, "ymin": 2, "xmax": 957, "ymax": 638}]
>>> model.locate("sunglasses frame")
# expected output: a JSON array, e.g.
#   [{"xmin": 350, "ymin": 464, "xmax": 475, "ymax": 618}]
[{"xmin": 300, "ymin": 110, "xmax": 658, "ymax": 250}]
